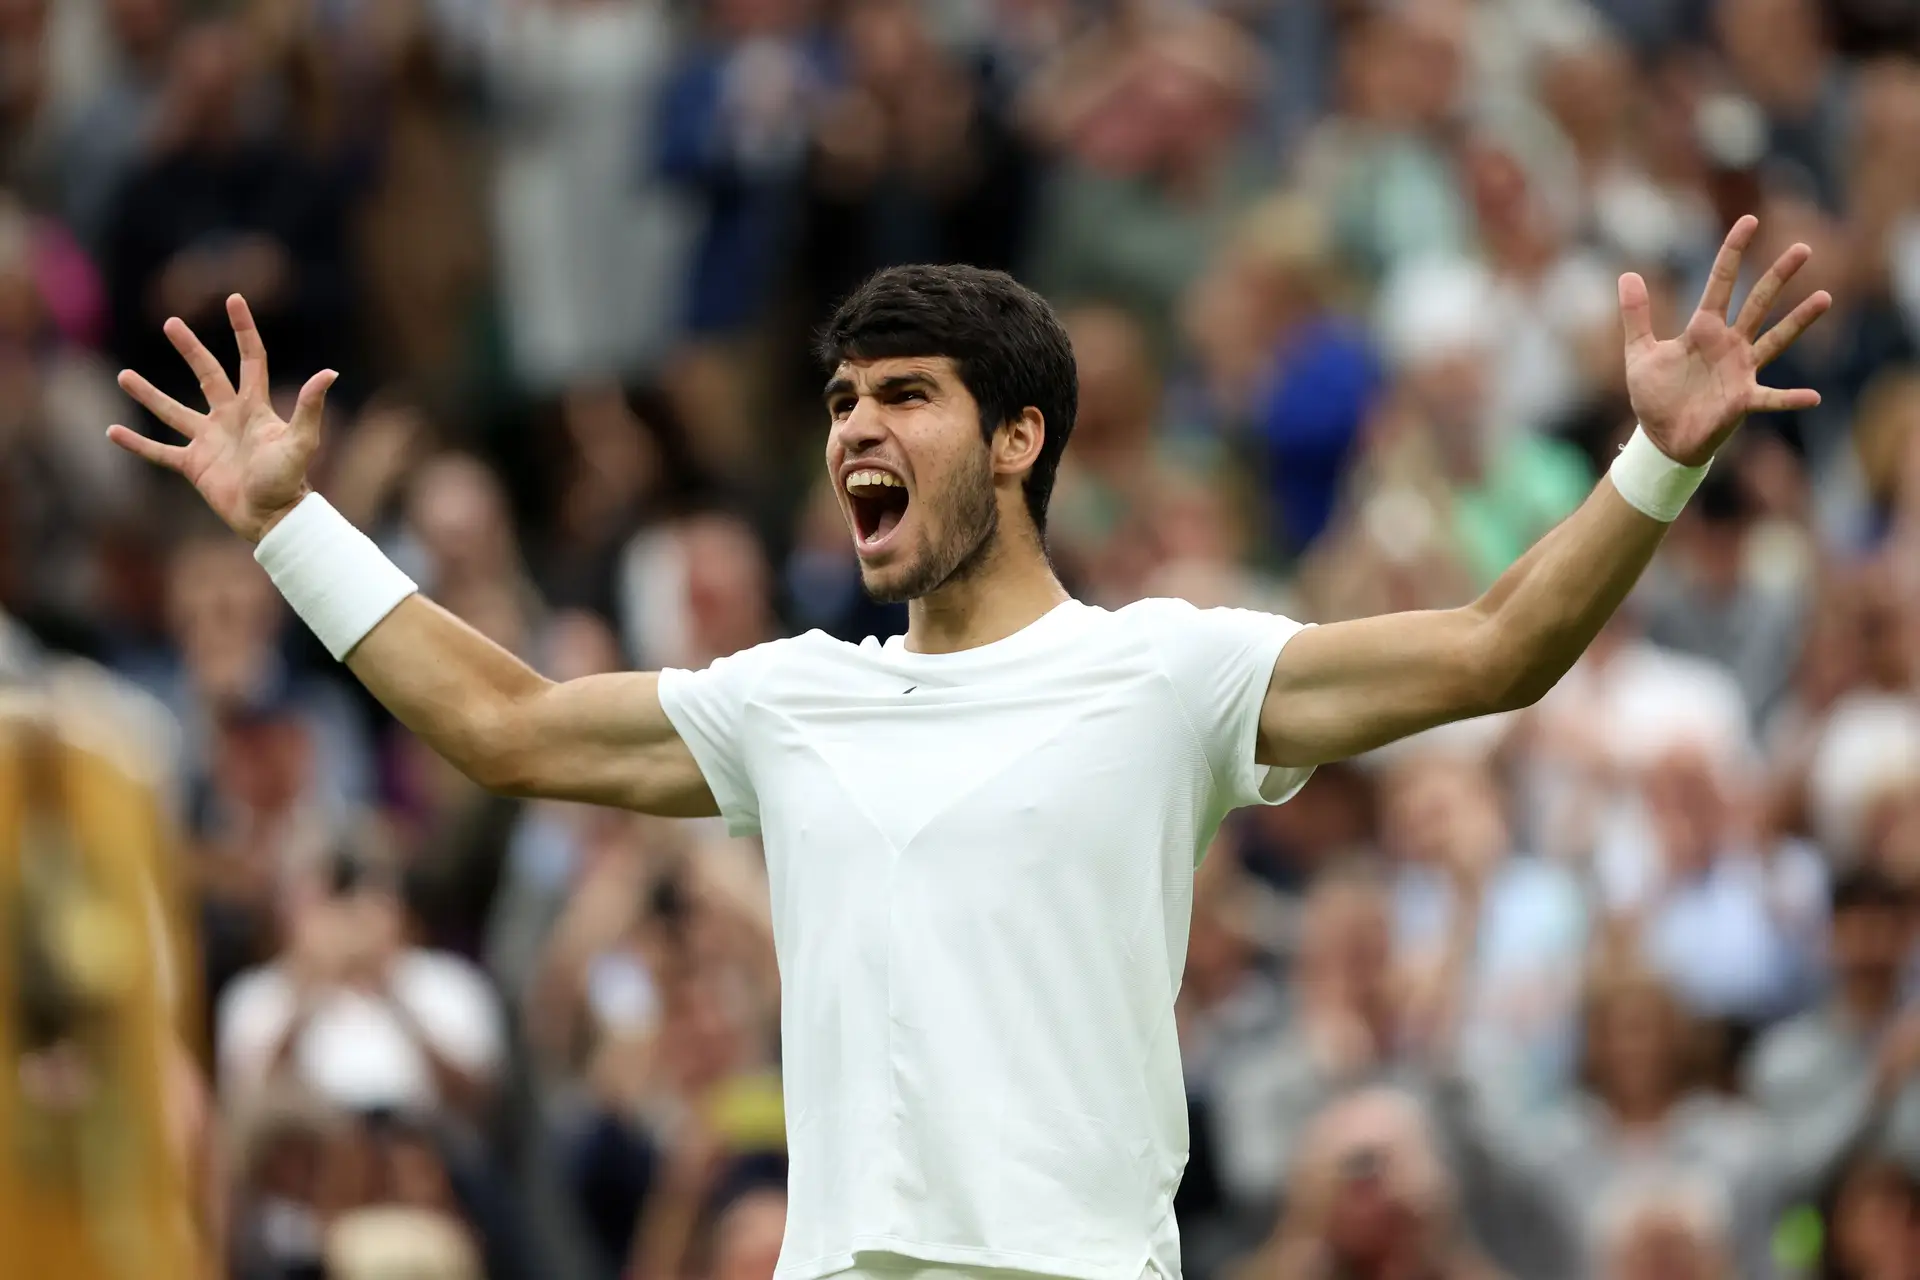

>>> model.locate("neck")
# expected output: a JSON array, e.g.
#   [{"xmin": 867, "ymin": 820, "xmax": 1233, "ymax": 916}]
[{"xmin": 903, "ymin": 534, "xmax": 1069, "ymax": 655}]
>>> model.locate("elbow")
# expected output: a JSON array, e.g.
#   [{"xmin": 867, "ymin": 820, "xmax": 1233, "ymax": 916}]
[
  {"xmin": 464, "ymin": 750, "xmax": 534, "ymax": 798},
  {"xmin": 452, "ymin": 686, "xmax": 553, "ymax": 797},
  {"xmin": 1463, "ymin": 612, "xmax": 1560, "ymax": 717},
  {"xmin": 1485, "ymin": 665, "xmax": 1558, "ymax": 716}
]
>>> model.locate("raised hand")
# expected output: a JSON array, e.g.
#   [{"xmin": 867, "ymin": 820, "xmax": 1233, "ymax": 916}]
[
  {"xmin": 107, "ymin": 295, "xmax": 337, "ymax": 543},
  {"xmin": 1619, "ymin": 215, "xmax": 1832, "ymax": 467}
]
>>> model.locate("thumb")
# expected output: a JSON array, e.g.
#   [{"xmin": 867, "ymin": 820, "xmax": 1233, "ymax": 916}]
[
  {"xmin": 290, "ymin": 369, "xmax": 338, "ymax": 436},
  {"xmin": 1619, "ymin": 272, "xmax": 1656, "ymax": 352}
]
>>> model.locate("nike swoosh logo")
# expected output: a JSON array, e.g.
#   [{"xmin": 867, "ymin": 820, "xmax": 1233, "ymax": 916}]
[{"xmin": 902, "ymin": 686, "xmax": 917, "ymax": 695}]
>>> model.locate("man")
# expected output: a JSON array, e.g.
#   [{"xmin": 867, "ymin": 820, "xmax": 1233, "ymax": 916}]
[
  {"xmin": 109, "ymin": 216, "xmax": 1827, "ymax": 1280},
  {"xmin": 1745, "ymin": 867, "xmax": 1920, "ymax": 1176}
]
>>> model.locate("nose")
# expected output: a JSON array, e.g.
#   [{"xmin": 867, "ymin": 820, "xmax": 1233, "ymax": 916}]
[{"xmin": 834, "ymin": 394, "xmax": 889, "ymax": 455}]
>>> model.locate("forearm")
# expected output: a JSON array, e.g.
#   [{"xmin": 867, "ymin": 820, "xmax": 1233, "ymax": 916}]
[
  {"xmin": 381, "ymin": 990, "xmax": 493, "ymax": 1118},
  {"xmin": 254, "ymin": 495, "xmax": 706, "ymax": 811},
  {"xmin": 1261, "ymin": 476, "xmax": 1675, "ymax": 766},
  {"xmin": 1468, "ymin": 477, "xmax": 1669, "ymax": 711},
  {"xmin": 345, "ymin": 594, "xmax": 551, "ymax": 789}
]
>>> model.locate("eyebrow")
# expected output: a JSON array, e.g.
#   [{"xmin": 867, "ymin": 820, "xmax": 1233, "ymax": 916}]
[{"xmin": 822, "ymin": 372, "xmax": 938, "ymax": 406}]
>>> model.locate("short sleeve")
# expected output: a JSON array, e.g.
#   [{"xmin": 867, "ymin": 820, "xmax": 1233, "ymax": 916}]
[
  {"xmin": 656, "ymin": 642, "xmax": 781, "ymax": 837},
  {"xmin": 1137, "ymin": 599, "xmax": 1316, "ymax": 812}
]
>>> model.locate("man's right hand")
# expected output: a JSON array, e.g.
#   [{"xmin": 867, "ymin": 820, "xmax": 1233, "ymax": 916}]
[{"xmin": 108, "ymin": 293, "xmax": 337, "ymax": 543}]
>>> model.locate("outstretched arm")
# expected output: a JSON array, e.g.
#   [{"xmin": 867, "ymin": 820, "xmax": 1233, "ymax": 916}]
[
  {"xmin": 109, "ymin": 297, "xmax": 716, "ymax": 816},
  {"xmin": 343, "ymin": 598, "xmax": 713, "ymax": 812},
  {"xmin": 1258, "ymin": 216, "xmax": 1832, "ymax": 768}
]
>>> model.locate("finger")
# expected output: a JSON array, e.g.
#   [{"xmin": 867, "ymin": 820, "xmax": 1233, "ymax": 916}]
[
  {"xmin": 1748, "ymin": 385, "xmax": 1822, "ymax": 413},
  {"xmin": 116, "ymin": 369, "xmax": 203, "ymax": 439},
  {"xmin": 289, "ymin": 368, "xmax": 339, "ymax": 437},
  {"xmin": 164, "ymin": 316, "xmax": 236, "ymax": 405},
  {"xmin": 1618, "ymin": 271, "xmax": 1656, "ymax": 351},
  {"xmin": 1732, "ymin": 242, "xmax": 1811, "ymax": 339},
  {"xmin": 1753, "ymin": 290, "xmax": 1833, "ymax": 368},
  {"xmin": 105, "ymin": 423, "xmax": 190, "ymax": 473},
  {"xmin": 1697, "ymin": 214, "xmax": 1759, "ymax": 321},
  {"xmin": 227, "ymin": 294, "xmax": 269, "ymax": 399}
]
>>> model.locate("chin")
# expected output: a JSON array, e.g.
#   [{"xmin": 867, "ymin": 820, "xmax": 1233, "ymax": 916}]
[
  {"xmin": 857, "ymin": 542, "xmax": 939, "ymax": 604},
  {"xmin": 858, "ymin": 562, "xmax": 919, "ymax": 606}
]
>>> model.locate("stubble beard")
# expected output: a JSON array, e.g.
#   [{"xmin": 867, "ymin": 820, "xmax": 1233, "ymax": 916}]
[{"xmin": 861, "ymin": 454, "xmax": 1000, "ymax": 605}]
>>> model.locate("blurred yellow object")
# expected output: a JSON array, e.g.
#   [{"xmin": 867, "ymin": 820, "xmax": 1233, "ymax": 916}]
[
  {"xmin": 0, "ymin": 673, "xmax": 204, "ymax": 1280},
  {"xmin": 707, "ymin": 1071, "xmax": 787, "ymax": 1152}
]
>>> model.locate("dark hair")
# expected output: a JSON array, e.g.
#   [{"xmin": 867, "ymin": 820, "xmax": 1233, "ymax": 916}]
[
  {"xmin": 815, "ymin": 263, "xmax": 1078, "ymax": 536},
  {"xmin": 1830, "ymin": 865, "xmax": 1915, "ymax": 915}
]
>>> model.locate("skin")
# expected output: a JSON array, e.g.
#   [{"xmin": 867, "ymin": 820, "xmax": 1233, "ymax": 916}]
[{"xmin": 108, "ymin": 216, "xmax": 1829, "ymax": 813}]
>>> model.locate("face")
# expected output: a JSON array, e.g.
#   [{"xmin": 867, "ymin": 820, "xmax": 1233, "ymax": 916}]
[
  {"xmin": 1316, "ymin": 1097, "xmax": 1445, "ymax": 1267},
  {"xmin": 1383, "ymin": 754, "xmax": 1497, "ymax": 866},
  {"xmin": 825, "ymin": 357, "xmax": 1018, "ymax": 604},
  {"xmin": 407, "ymin": 453, "xmax": 516, "ymax": 583},
  {"xmin": 1641, "ymin": 748, "xmax": 1729, "ymax": 878},
  {"xmin": 1300, "ymin": 884, "xmax": 1393, "ymax": 1005},
  {"xmin": 1831, "ymin": 901, "xmax": 1911, "ymax": 983},
  {"xmin": 1832, "ymin": 1164, "xmax": 1919, "ymax": 1277},
  {"xmin": 1590, "ymin": 986, "xmax": 1682, "ymax": 1109}
]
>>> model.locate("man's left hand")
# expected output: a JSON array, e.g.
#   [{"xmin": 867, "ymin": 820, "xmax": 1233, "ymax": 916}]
[{"xmin": 1621, "ymin": 215, "xmax": 1832, "ymax": 467}]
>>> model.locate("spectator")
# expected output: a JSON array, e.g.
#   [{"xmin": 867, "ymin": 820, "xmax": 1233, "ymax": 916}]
[
  {"xmin": 1212, "ymin": 839, "xmax": 1486, "ymax": 1223},
  {"xmin": 1026, "ymin": 10, "xmax": 1269, "ymax": 357},
  {"xmin": 102, "ymin": 17, "xmax": 352, "ymax": 425},
  {"xmin": 1746, "ymin": 869, "xmax": 1920, "ymax": 1177},
  {"xmin": 1178, "ymin": 194, "xmax": 1383, "ymax": 555},
  {"xmin": 1442, "ymin": 962, "xmax": 1907, "ymax": 1279},
  {"xmin": 1638, "ymin": 466, "xmax": 1809, "ymax": 725},
  {"xmin": 1380, "ymin": 746, "xmax": 1590, "ymax": 1098},
  {"xmin": 1048, "ymin": 304, "xmax": 1164, "ymax": 592},
  {"xmin": 615, "ymin": 511, "xmax": 776, "ymax": 672},
  {"xmin": 792, "ymin": 0, "xmax": 1034, "ymax": 333},
  {"xmin": 1815, "ymin": 1155, "xmax": 1920, "ymax": 1280},
  {"xmin": 1235, "ymin": 1086, "xmax": 1503, "ymax": 1280},
  {"xmin": 657, "ymin": 0, "xmax": 832, "ymax": 340},
  {"xmin": 1592, "ymin": 741, "xmax": 1827, "ymax": 1024},
  {"xmin": 485, "ymin": 0, "xmax": 691, "ymax": 390},
  {"xmin": 136, "ymin": 531, "xmax": 372, "ymax": 830},
  {"xmin": 0, "ymin": 192, "xmax": 135, "ymax": 649},
  {"xmin": 216, "ymin": 837, "xmax": 506, "ymax": 1121}
]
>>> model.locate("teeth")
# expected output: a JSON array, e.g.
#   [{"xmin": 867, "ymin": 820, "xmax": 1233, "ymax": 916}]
[{"xmin": 845, "ymin": 470, "xmax": 903, "ymax": 492}]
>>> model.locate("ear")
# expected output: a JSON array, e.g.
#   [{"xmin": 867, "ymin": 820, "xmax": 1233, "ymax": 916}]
[{"xmin": 991, "ymin": 407, "xmax": 1046, "ymax": 479}]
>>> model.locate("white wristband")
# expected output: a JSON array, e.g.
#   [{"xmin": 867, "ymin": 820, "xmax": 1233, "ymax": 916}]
[
  {"xmin": 1608, "ymin": 426, "xmax": 1710, "ymax": 523},
  {"xmin": 253, "ymin": 493, "xmax": 418, "ymax": 661}
]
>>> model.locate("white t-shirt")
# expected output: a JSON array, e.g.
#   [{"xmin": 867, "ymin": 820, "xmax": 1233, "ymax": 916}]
[
  {"xmin": 658, "ymin": 598, "xmax": 1312, "ymax": 1280},
  {"xmin": 218, "ymin": 950, "xmax": 505, "ymax": 1113}
]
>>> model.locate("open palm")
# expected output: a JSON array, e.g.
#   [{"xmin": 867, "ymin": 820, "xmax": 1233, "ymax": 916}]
[
  {"xmin": 107, "ymin": 295, "xmax": 337, "ymax": 543},
  {"xmin": 1621, "ymin": 215, "xmax": 1831, "ymax": 467}
]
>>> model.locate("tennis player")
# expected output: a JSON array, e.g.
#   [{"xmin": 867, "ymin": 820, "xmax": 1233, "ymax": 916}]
[{"xmin": 111, "ymin": 216, "xmax": 1827, "ymax": 1280}]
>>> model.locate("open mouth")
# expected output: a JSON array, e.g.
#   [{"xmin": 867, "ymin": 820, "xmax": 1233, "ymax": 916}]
[{"xmin": 845, "ymin": 469, "xmax": 910, "ymax": 550}]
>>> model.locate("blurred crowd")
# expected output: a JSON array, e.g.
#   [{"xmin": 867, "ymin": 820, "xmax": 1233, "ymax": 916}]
[{"xmin": 4, "ymin": 0, "xmax": 1920, "ymax": 1278}]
